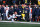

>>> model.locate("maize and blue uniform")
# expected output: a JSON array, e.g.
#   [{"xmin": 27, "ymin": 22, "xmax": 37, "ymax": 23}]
[{"xmin": 21, "ymin": 8, "xmax": 25, "ymax": 20}]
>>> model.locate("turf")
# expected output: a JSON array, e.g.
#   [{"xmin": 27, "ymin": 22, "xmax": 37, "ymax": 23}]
[{"xmin": 0, "ymin": 22, "xmax": 40, "ymax": 27}]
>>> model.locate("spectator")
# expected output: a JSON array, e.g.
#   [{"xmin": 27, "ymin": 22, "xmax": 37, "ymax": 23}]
[
  {"xmin": 0, "ymin": 0, "xmax": 2, "ymax": 4},
  {"xmin": 12, "ymin": 0, "xmax": 16, "ymax": 5}
]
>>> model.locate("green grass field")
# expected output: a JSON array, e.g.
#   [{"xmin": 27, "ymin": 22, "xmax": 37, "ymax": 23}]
[{"xmin": 0, "ymin": 22, "xmax": 40, "ymax": 27}]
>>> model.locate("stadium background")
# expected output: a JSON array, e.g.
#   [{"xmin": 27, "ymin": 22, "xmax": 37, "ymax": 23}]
[
  {"xmin": 0, "ymin": 0, "xmax": 38, "ymax": 5},
  {"xmin": 0, "ymin": 0, "xmax": 40, "ymax": 27}
]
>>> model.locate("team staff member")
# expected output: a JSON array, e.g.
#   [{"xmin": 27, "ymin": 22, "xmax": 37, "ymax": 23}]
[
  {"xmin": 38, "ymin": 8, "xmax": 40, "ymax": 21},
  {"xmin": 25, "ymin": 5, "xmax": 29, "ymax": 21},
  {"xmin": 9, "ymin": 5, "xmax": 14, "ymax": 15},
  {"xmin": 0, "ymin": 5, "xmax": 1, "ymax": 13},
  {"xmin": 18, "ymin": 6, "xmax": 22, "ymax": 21},
  {"xmin": 33, "ymin": 4, "xmax": 38, "ymax": 22},
  {"xmin": 1, "ymin": 5, "xmax": 5, "ymax": 20},
  {"xmin": 35, "ymin": 7, "xmax": 39, "ymax": 22}
]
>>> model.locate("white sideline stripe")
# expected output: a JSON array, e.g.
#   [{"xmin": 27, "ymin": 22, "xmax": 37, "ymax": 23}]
[
  {"xmin": 0, "ymin": 21, "xmax": 40, "ymax": 24},
  {"xmin": 0, "ymin": 21, "xmax": 12, "ymax": 22},
  {"xmin": 15, "ymin": 22, "xmax": 40, "ymax": 24}
]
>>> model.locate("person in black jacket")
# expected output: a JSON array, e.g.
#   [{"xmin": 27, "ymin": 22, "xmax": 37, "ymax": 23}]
[
  {"xmin": 25, "ymin": 6, "xmax": 29, "ymax": 21},
  {"xmin": 1, "ymin": 5, "xmax": 5, "ymax": 20},
  {"xmin": 35, "ymin": 7, "xmax": 39, "ymax": 22},
  {"xmin": 0, "ymin": 5, "xmax": 1, "ymax": 13},
  {"xmin": 9, "ymin": 5, "xmax": 14, "ymax": 15},
  {"xmin": 0, "ymin": 5, "xmax": 1, "ymax": 18}
]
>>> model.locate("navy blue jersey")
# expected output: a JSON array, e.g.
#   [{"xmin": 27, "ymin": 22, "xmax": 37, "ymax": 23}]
[
  {"xmin": 38, "ymin": 9, "xmax": 40, "ymax": 16},
  {"xmin": 9, "ymin": 8, "xmax": 14, "ymax": 15},
  {"xmin": 1, "ymin": 7, "xmax": 4, "ymax": 14},
  {"xmin": 35, "ymin": 8, "xmax": 39, "ymax": 16},
  {"xmin": 0, "ymin": 8, "xmax": 1, "ymax": 13},
  {"xmin": 32, "ymin": 8, "xmax": 35, "ymax": 15},
  {"xmin": 18, "ymin": 8, "xmax": 22, "ymax": 15}
]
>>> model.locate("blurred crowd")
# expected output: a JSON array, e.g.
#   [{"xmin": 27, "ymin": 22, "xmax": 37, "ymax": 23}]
[
  {"xmin": 0, "ymin": 0, "xmax": 37, "ymax": 5},
  {"xmin": 0, "ymin": 0, "xmax": 25, "ymax": 5},
  {"xmin": 0, "ymin": 4, "xmax": 40, "ymax": 22}
]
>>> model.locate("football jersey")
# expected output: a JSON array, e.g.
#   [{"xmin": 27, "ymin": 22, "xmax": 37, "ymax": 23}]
[
  {"xmin": 5, "ymin": 7, "xmax": 9, "ymax": 10},
  {"xmin": 30, "ymin": 8, "xmax": 32, "ymax": 13}
]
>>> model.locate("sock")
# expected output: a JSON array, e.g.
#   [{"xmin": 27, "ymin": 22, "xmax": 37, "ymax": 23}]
[{"xmin": 12, "ymin": 19, "xmax": 14, "ymax": 22}]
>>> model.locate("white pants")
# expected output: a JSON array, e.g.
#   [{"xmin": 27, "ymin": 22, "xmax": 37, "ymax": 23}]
[
  {"xmin": 29, "ymin": 13, "xmax": 32, "ymax": 18},
  {"xmin": 8, "ymin": 15, "xmax": 14, "ymax": 22},
  {"xmin": 8, "ymin": 16, "xmax": 13, "ymax": 20},
  {"xmin": 6, "ymin": 10, "xmax": 8, "ymax": 18},
  {"xmin": 7, "ymin": 14, "xmax": 16, "ymax": 22}
]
